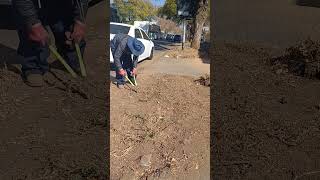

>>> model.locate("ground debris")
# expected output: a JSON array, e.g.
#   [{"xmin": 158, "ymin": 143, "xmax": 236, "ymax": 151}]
[
  {"xmin": 270, "ymin": 38, "xmax": 320, "ymax": 78},
  {"xmin": 213, "ymin": 41, "xmax": 320, "ymax": 179},
  {"xmin": 195, "ymin": 74, "xmax": 210, "ymax": 86},
  {"xmin": 111, "ymin": 74, "xmax": 210, "ymax": 179},
  {"xmin": 140, "ymin": 154, "xmax": 152, "ymax": 167}
]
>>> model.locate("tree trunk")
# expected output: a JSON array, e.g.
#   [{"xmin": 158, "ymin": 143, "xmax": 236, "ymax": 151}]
[{"xmin": 191, "ymin": 0, "xmax": 209, "ymax": 50}]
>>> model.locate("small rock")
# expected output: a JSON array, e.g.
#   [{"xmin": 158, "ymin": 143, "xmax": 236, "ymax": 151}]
[
  {"xmin": 164, "ymin": 55, "xmax": 169, "ymax": 58},
  {"xmin": 140, "ymin": 154, "xmax": 152, "ymax": 167},
  {"xmin": 195, "ymin": 163, "xmax": 199, "ymax": 170}
]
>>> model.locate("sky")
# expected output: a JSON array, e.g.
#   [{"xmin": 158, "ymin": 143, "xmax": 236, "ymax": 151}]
[{"xmin": 151, "ymin": 0, "xmax": 165, "ymax": 7}]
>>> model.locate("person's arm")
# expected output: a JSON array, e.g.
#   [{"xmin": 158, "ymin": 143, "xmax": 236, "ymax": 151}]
[
  {"xmin": 12, "ymin": 0, "xmax": 40, "ymax": 28},
  {"xmin": 72, "ymin": 0, "xmax": 89, "ymax": 23},
  {"xmin": 113, "ymin": 42, "xmax": 127, "ymax": 71},
  {"xmin": 132, "ymin": 55, "xmax": 139, "ymax": 69}
]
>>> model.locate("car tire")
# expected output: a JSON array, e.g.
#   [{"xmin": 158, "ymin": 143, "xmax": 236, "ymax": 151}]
[{"xmin": 148, "ymin": 48, "xmax": 154, "ymax": 60}]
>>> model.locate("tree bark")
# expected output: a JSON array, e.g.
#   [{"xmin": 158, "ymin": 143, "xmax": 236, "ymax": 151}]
[{"xmin": 191, "ymin": 0, "xmax": 209, "ymax": 50}]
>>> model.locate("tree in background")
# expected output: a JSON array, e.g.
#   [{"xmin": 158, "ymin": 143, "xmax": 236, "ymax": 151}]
[
  {"xmin": 190, "ymin": 0, "xmax": 209, "ymax": 49},
  {"xmin": 157, "ymin": 17, "xmax": 182, "ymax": 34},
  {"xmin": 158, "ymin": 0, "xmax": 177, "ymax": 21},
  {"xmin": 159, "ymin": 0, "xmax": 209, "ymax": 50},
  {"xmin": 114, "ymin": 0, "xmax": 157, "ymax": 24}
]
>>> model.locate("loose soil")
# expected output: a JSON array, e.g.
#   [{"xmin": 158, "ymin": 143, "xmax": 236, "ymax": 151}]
[
  {"xmin": 110, "ymin": 49, "xmax": 210, "ymax": 179},
  {"xmin": 212, "ymin": 41, "xmax": 320, "ymax": 179},
  {"xmin": 0, "ymin": 3, "xmax": 108, "ymax": 179}
]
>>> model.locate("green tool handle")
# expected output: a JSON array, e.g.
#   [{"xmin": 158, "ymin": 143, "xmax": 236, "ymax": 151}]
[
  {"xmin": 49, "ymin": 45, "xmax": 78, "ymax": 78},
  {"xmin": 75, "ymin": 43, "xmax": 87, "ymax": 77},
  {"xmin": 133, "ymin": 75, "xmax": 137, "ymax": 86},
  {"xmin": 125, "ymin": 75, "xmax": 135, "ymax": 86}
]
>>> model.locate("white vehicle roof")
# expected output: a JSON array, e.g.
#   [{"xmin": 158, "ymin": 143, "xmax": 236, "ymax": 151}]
[
  {"xmin": 110, "ymin": 22, "xmax": 144, "ymax": 30},
  {"xmin": 110, "ymin": 22, "xmax": 133, "ymax": 28}
]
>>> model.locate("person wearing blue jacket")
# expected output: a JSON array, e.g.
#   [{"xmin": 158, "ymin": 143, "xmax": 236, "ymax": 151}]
[{"xmin": 111, "ymin": 33, "xmax": 144, "ymax": 89}]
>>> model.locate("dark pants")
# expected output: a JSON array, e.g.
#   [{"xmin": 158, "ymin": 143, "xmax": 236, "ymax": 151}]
[
  {"xmin": 17, "ymin": 9, "xmax": 86, "ymax": 76},
  {"xmin": 115, "ymin": 54, "xmax": 135, "ymax": 85}
]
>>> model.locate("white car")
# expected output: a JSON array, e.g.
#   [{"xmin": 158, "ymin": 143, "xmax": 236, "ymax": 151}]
[{"xmin": 110, "ymin": 22, "xmax": 154, "ymax": 63}]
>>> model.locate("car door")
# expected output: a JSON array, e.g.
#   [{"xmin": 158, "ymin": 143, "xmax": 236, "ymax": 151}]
[
  {"xmin": 140, "ymin": 29, "xmax": 152, "ymax": 58},
  {"xmin": 134, "ymin": 28, "xmax": 146, "ymax": 61},
  {"xmin": 135, "ymin": 28, "xmax": 153, "ymax": 61}
]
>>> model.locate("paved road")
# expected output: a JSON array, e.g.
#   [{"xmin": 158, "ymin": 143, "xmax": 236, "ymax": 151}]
[{"xmin": 214, "ymin": 0, "xmax": 320, "ymax": 48}]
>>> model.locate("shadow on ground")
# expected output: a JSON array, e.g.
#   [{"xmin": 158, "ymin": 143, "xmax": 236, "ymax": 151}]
[{"xmin": 0, "ymin": 43, "xmax": 21, "ymax": 74}]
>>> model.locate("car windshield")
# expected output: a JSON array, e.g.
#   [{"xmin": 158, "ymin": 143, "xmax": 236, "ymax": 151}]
[{"xmin": 110, "ymin": 24, "xmax": 130, "ymax": 34}]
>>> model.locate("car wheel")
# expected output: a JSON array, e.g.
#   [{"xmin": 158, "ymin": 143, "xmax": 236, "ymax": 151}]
[{"xmin": 148, "ymin": 48, "xmax": 154, "ymax": 60}]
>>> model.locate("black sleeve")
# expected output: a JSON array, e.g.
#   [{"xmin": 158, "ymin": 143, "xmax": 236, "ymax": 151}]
[
  {"xmin": 12, "ymin": 0, "xmax": 41, "ymax": 27},
  {"xmin": 73, "ymin": 0, "xmax": 89, "ymax": 23},
  {"xmin": 133, "ymin": 55, "xmax": 138, "ymax": 68},
  {"xmin": 113, "ymin": 41, "xmax": 127, "ymax": 71}
]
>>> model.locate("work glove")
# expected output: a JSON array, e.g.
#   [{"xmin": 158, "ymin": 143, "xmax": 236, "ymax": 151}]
[
  {"xmin": 71, "ymin": 20, "xmax": 86, "ymax": 43},
  {"xmin": 27, "ymin": 23, "xmax": 49, "ymax": 46},
  {"xmin": 131, "ymin": 68, "xmax": 137, "ymax": 76},
  {"xmin": 118, "ymin": 69, "xmax": 126, "ymax": 76}
]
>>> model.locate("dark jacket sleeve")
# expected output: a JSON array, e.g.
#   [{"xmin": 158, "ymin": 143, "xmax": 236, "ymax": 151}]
[
  {"xmin": 73, "ymin": 0, "xmax": 89, "ymax": 22},
  {"xmin": 133, "ymin": 55, "xmax": 138, "ymax": 68},
  {"xmin": 113, "ymin": 40, "xmax": 127, "ymax": 71},
  {"xmin": 12, "ymin": 0, "xmax": 40, "ymax": 27}
]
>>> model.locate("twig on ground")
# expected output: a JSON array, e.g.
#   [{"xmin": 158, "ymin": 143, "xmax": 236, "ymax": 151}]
[
  {"xmin": 111, "ymin": 146, "xmax": 134, "ymax": 158},
  {"xmin": 293, "ymin": 170, "xmax": 320, "ymax": 180}
]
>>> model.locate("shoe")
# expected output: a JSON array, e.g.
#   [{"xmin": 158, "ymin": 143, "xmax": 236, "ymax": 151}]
[
  {"xmin": 117, "ymin": 83, "xmax": 124, "ymax": 89},
  {"xmin": 25, "ymin": 73, "xmax": 44, "ymax": 87}
]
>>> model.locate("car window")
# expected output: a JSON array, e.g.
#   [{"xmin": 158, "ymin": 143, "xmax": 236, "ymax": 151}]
[
  {"xmin": 141, "ymin": 30, "xmax": 150, "ymax": 40},
  {"xmin": 135, "ymin": 29, "xmax": 142, "ymax": 39},
  {"xmin": 110, "ymin": 24, "xmax": 130, "ymax": 34}
]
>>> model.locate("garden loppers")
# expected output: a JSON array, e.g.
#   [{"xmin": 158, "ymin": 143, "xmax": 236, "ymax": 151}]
[
  {"xmin": 125, "ymin": 75, "xmax": 135, "ymax": 86},
  {"xmin": 75, "ymin": 43, "xmax": 87, "ymax": 77},
  {"xmin": 49, "ymin": 45, "xmax": 78, "ymax": 78},
  {"xmin": 133, "ymin": 75, "xmax": 137, "ymax": 86}
]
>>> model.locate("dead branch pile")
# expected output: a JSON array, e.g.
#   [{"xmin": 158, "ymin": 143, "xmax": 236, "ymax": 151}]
[{"xmin": 271, "ymin": 39, "xmax": 320, "ymax": 78}]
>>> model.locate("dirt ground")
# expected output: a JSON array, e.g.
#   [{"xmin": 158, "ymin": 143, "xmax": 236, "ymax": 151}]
[
  {"xmin": 212, "ymin": 41, "xmax": 320, "ymax": 179},
  {"xmin": 110, "ymin": 47, "xmax": 210, "ymax": 180},
  {"xmin": 0, "ymin": 3, "xmax": 108, "ymax": 179}
]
